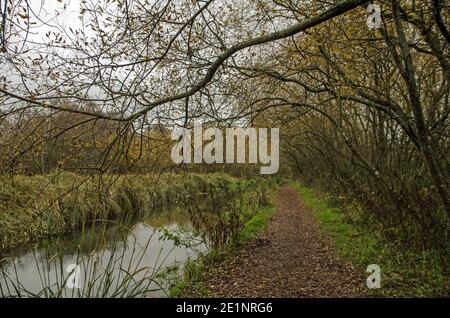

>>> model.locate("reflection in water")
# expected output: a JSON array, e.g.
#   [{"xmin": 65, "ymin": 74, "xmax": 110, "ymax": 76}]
[{"xmin": 0, "ymin": 208, "xmax": 207, "ymax": 298}]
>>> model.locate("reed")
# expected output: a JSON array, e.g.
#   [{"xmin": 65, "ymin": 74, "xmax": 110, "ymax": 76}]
[{"xmin": 0, "ymin": 172, "xmax": 247, "ymax": 252}]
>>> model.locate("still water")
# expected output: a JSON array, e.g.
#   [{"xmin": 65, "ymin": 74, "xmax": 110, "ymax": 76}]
[{"xmin": 0, "ymin": 208, "xmax": 208, "ymax": 297}]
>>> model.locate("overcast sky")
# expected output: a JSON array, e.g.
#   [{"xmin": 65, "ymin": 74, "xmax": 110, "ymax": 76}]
[{"xmin": 28, "ymin": 0, "xmax": 83, "ymax": 42}]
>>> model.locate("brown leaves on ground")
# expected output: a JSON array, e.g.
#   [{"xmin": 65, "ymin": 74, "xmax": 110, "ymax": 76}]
[{"xmin": 186, "ymin": 185, "xmax": 366, "ymax": 298}]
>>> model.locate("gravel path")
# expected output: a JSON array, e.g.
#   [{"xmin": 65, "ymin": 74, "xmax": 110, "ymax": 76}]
[{"xmin": 188, "ymin": 185, "xmax": 366, "ymax": 297}]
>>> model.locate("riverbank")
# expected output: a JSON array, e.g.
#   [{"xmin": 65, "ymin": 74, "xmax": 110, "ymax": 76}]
[
  {"xmin": 0, "ymin": 172, "xmax": 273, "ymax": 252},
  {"xmin": 0, "ymin": 173, "xmax": 278, "ymax": 297}
]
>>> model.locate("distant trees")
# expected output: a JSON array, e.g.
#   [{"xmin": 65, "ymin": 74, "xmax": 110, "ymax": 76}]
[{"xmin": 0, "ymin": 106, "xmax": 174, "ymax": 174}]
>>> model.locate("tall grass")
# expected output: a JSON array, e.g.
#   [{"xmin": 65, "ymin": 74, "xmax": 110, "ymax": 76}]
[{"xmin": 0, "ymin": 172, "xmax": 244, "ymax": 252}]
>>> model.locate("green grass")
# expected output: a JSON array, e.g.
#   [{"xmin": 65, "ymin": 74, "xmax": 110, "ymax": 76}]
[
  {"xmin": 239, "ymin": 205, "xmax": 274, "ymax": 243},
  {"xmin": 290, "ymin": 181, "xmax": 449, "ymax": 297}
]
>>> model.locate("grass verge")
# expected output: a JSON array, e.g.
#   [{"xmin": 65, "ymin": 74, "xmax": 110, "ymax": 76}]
[{"xmin": 290, "ymin": 181, "xmax": 449, "ymax": 297}]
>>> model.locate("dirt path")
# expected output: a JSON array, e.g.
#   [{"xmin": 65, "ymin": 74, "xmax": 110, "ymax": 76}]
[{"xmin": 189, "ymin": 185, "xmax": 366, "ymax": 297}]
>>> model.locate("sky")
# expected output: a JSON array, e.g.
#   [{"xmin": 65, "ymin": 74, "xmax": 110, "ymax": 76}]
[{"xmin": 22, "ymin": 0, "xmax": 83, "ymax": 44}]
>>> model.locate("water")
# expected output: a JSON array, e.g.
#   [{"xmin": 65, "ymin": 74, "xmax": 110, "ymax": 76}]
[{"xmin": 0, "ymin": 208, "xmax": 208, "ymax": 298}]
